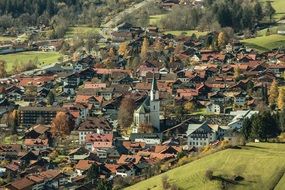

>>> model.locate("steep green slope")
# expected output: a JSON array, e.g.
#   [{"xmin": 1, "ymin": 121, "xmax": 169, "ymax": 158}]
[{"xmin": 126, "ymin": 143, "xmax": 285, "ymax": 190}]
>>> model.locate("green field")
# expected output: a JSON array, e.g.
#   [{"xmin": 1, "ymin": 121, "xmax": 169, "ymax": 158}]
[
  {"xmin": 65, "ymin": 26, "xmax": 100, "ymax": 39},
  {"xmin": 149, "ymin": 14, "xmax": 166, "ymax": 25},
  {"xmin": 163, "ymin": 30, "xmax": 208, "ymax": 37},
  {"xmin": 0, "ymin": 51, "xmax": 61, "ymax": 72},
  {"xmin": 126, "ymin": 143, "xmax": 285, "ymax": 190},
  {"xmin": 241, "ymin": 34, "xmax": 285, "ymax": 52}
]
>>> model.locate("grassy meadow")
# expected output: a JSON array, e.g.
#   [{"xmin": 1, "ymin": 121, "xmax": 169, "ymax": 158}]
[
  {"xmin": 241, "ymin": 34, "xmax": 285, "ymax": 52},
  {"xmin": 126, "ymin": 143, "xmax": 285, "ymax": 190},
  {"xmin": 149, "ymin": 14, "xmax": 166, "ymax": 25},
  {"xmin": 65, "ymin": 26, "xmax": 100, "ymax": 39},
  {"xmin": 0, "ymin": 51, "xmax": 61, "ymax": 72},
  {"xmin": 163, "ymin": 30, "xmax": 208, "ymax": 37}
]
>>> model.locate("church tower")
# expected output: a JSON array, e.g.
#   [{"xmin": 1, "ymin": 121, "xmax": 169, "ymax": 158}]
[{"xmin": 149, "ymin": 77, "xmax": 160, "ymax": 131}]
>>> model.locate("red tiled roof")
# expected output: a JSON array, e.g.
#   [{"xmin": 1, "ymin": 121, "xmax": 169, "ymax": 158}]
[
  {"xmin": 117, "ymin": 154, "xmax": 143, "ymax": 165},
  {"xmin": 75, "ymin": 160, "xmax": 95, "ymax": 171},
  {"xmin": 75, "ymin": 95, "xmax": 103, "ymax": 104},
  {"xmin": 8, "ymin": 177, "xmax": 35, "ymax": 190},
  {"xmin": 24, "ymin": 138, "xmax": 48, "ymax": 146}
]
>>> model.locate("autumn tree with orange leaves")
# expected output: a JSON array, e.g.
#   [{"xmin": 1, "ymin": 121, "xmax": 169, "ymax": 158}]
[
  {"xmin": 51, "ymin": 112, "xmax": 74, "ymax": 137},
  {"xmin": 118, "ymin": 97, "xmax": 135, "ymax": 130}
]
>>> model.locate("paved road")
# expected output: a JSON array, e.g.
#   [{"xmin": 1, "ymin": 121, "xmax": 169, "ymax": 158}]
[{"xmin": 99, "ymin": 0, "xmax": 156, "ymax": 39}]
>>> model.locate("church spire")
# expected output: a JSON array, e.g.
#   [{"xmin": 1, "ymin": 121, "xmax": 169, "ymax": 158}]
[
  {"xmin": 150, "ymin": 75, "xmax": 159, "ymax": 101},
  {"xmin": 151, "ymin": 75, "xmax": 158, "ymax": 92}
]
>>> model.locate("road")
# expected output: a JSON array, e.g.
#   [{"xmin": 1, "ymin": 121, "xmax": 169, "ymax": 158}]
[{"xmin": 99, "ymin": 0, "xmax": 156, "ymax": 39}]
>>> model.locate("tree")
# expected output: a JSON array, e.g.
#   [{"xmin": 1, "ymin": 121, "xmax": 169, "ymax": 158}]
[
  {"xmin": 278, "ymin": 88, "xmax": 285, "ymax": 110},
  {"xmin": 279, "ymin": 110, "xmax": 285, "ymax": 132},
  {"xmin": 174, "ymin": 104, "xmax": 185, "ymax": 122},
  {"xmin": 85, "ymin": 32, "xmax": 99, "ymax": 53},
  {"xmin": 250, "ymin": 111, "xmax": 280, "ymax": 141},
  {"xmin": 118, "ymin": 42, "xmax": 128, "ymax": 56},
  {"xmin": 254, "ymin": 2, "xmax": 263, "ymax": 20},
  {"xmin": 51, "ymin": 112, "xmax": 74, "ymax": 137},
  {"xmin": 0, "ymin": 60, "xmax": 7, "ymax": 78},
  {"xmin": 264, "ymin": 1, "xmax": 276, "ymax": 22},
  {"xmin": 87, "ymin": 164, "xmax": 99, "ymax": 181},
  {"xmin": 118, "ymin": 97, "xmax": 135, "ymax": 130},
  {"xmin": 184, "ymin": 102, "xmax": 195, "ymax": 114},
  {"xmin": 140, "ymin": 37, "xmax": 149, "ymax": 60},
  {"xmin": 7, "ymin": 110, "xmax": 17, "ymax": 134},
  {"xmin": 217, "ymin": 32, "xmax": 225, "ymax": 49},
  {"xmin": 108, "ymin": 47, "xmax": 116, "ymax": 60},
  {"xmin": 241, "ymin": 117, "xmax": 252, "ymax": 140},
  {"xmin": 269, "ymin": 80, "xmax": 279, "ymax": 106},
  {"xmin": 154, "ymin": 38, "xmax": 163, "ymax": 52},
  {"xmin": 47, "ymin": 91, "xmax": 55, "ymax": 105},
  {"xmin": 234, "ymin": 66, "xmax": 241, "ymax": 81}
]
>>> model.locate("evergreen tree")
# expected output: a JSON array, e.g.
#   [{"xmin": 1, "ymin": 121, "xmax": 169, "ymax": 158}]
[
  {"xmin": 241, "ymin": 117, "xmax": 252, "ymax": 140},
  {"xmin": 47, "ymin": 91, "xmax": 55, "ymax": 105}
]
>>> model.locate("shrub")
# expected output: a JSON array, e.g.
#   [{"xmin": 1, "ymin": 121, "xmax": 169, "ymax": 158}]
[
  {"xmin": 162, "ymin": 175, "xmax": 171, "ymax": 190},
  {"xmin": 205, "ymin": 170, "xmax": 214, "ymax": 180}
]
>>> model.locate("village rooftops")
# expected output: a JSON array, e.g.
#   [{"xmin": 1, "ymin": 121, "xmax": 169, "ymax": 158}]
[{"xmin": 77, "ymin": 117, "xmax": 112, "ymax": 131}]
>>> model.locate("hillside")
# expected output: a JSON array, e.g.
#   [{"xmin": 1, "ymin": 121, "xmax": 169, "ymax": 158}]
[
  {"xmin": 126, "ymin": 143, "xmax": 285, "ymax": 190},
  {"xmin": 241, "ymin": 35, "xmax": 285, "ymax": 52}
]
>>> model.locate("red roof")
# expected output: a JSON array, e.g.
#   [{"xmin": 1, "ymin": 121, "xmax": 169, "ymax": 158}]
[{"xmin": 75, "ymin": 95, "xmax": 103, "ymax": 104}]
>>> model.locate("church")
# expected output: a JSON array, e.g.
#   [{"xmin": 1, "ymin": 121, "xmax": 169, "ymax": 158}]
[{"xmin": 132, "ymin": 77, "xmax": 160, "ymax": 133}]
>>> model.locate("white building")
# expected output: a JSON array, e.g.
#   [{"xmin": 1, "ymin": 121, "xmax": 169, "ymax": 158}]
[
  {"xmin": 228, "ymin": 110, "xmax": 259, "ymax": 130},
  {"xmin": 132, "ymin": 77, "xmax": 160, "ymax": 133},
  {"xmin": 186, "ymin": 122, "xmax": 227, "ymax": 147}
]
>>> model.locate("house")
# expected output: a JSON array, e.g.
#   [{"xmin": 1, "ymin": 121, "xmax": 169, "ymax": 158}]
[
  {"xmin": 122, "ymin": 141, "xmax": 146, "ymax": 153},
  {"xmin": 0, "ymin": 144, "xmax": 22, "ymax": 161},
  {"xmin": 24, "ymin": 124, "xmax": 51, "ymax": 139},
  {"xmin": 77, "ymin": 117, "xmax": 112, "ymax": 144},
  {"xmin": 6, "ymin": 177, "xmax": 36, "ymax": 190},
  {"xmin": 206, "ymin": 102, "xmax": 223, "ymax": 114},
  {"xmin": 68, "ymin": 147, "xmax": 90, "ymax": 162},
  {"xmin": 130, "ymin": 133, "xmax": 162, "ymax": 145},
  {"xmin": 75, "ymin": 160, "xmax": 95, "ymax": 176},
  {"xmin": 24, "ymin": 138, "xmax": 49, "ymax": 151},
  {"xmin": 234, "ymin": 92, "xmax": 247, "ymax": 106},
  {"xmin": 186, "ymin": 122, "xmax": 226, "ymax": 147},
  {"xmin": 115, "ymin": 164, "xmax": 136, "ymax": 177},
  {"xmin": 117, "ymin": 154, "xmax": 145, "ymax": 165},
  {"xmin": 63, "ymin": 103, "xmax": 89, "ymax": 125},
  {"xmin": 228, "ymin": 110, "xmax": 258, "ymax": 130},
  {"xmin": 85, "ymin": 134, "xmax": 113, "ymax": 152}
]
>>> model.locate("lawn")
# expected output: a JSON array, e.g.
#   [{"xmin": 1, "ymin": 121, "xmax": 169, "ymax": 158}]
[
  {"xmin": 65, "ymin": 26, "xmax": 100, "ymax": 39},
  {"xmin": 0, "ymin": 51, "xmax": 62, "ymax": 72},
  {"xmin": 163, "ymin": 30, "xmax": 208, "ymax": 37},
  {"xmin": 149, "ymin": 14, "xmax": 166, "ymax": 25},
  {"xmin": 241, "ymin": 34, "xmax": 285, "ymax": 52},
  {"xmin": 126, "ymin": 143, "xmax": 285, "ymax": 190}
]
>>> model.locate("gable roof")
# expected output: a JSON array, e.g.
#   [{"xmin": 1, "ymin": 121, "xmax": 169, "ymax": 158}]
[{"xmin": 186, "ymin": 122, "xmax": 213, "ymax": 136}]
